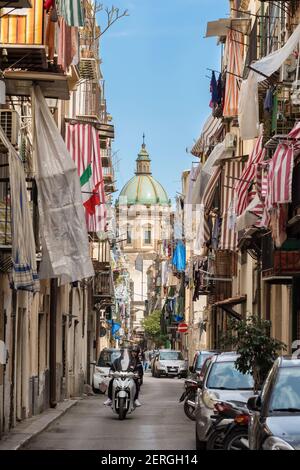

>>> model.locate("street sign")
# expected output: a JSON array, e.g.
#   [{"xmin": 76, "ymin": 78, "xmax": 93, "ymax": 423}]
[{"xmin": 177, "ymin": 323, "xmax": 188, "ymax": 333}]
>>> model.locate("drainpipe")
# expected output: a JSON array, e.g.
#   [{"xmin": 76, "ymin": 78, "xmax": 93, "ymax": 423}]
[
  {"xmin": 9, "ymin": 290, "xmax": 17, "ymax": 429},
  {"xmin": 49, "ymin": 279, "xmax": 58, "ymax": 408},
  {"xmin": 256, "ymin": 256, "xmax": 262, "ymax": 318}
]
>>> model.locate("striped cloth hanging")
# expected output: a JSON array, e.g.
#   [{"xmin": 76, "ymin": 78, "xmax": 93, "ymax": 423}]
[
  {"xmin": 194, "ymin": 166, "xmax": 222, "ymax": 253},
  {"xmin": 219, "ymin": 160, "xmax": 243, "ymax": 251},
  {"xmin": 66, "ymin": 122, "xmax": 107, "ymax": 233},
  {"xmin": 223, "ymin": 30, "xmax": 244, "ymax": 118},
  {"xmin": 0, "ymin": 126, "xmax": 39, "ymax": 292},
  {"xmin": 269, "ymin": 144, "xmax": 294, "ymax": 206},
  {"xmin": 235, "ymin": 136, "xmax": 266, "ymax": 216},
  {"xmin": 57, "ymin": 0, "xmax": 84, "ymax": 27}
]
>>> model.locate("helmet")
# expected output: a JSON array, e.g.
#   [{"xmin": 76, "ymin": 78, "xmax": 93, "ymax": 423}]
[{"xmin": 131, "ymin": 345, "xmax": 140, "ymax": 354}]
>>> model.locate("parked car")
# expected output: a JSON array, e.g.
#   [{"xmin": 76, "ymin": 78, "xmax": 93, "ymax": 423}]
[
  {"xmin": 247, "ymin": 356, "xmax": 300, "ymax": 450},
  {"xmin": 152, "ymin": 349, "xmax": 188, "ymax": 378},
  {"xmin": 189, "ymin": 350, "xmax": 219, "ymax": 378},
  {"xmin": 195, "ymin": 352, "xmax": 254, "ymax": 450},
  {"xmin": 91, "ymin": 348, "xmax": 121, "ymax": 393}
]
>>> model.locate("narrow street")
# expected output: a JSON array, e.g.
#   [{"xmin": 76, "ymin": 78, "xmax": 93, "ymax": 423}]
[{"xmin": 22, "ymin": 375, "xmax": 194, "ymax": 450}]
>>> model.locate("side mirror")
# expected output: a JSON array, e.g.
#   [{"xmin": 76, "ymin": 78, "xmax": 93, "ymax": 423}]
[
  {"xmin": 247, "ymin": 396, "xmax": 261, "ymax": 412},
  {"xmin": 197, "ymin": 379, "xmax": 203, "ymax": 389},
  {"xmin": 189, "ymin": 366, "xmax": 194, "ymax": 373},
  {"xmin": 90, "ymin": 361, "xmax": 96, "ymax": 366}
]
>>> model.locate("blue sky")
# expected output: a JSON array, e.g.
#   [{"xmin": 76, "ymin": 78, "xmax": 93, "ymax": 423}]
[{"xmin": 97, "ymin": 0, "xmax": 228, "ymax": 203}]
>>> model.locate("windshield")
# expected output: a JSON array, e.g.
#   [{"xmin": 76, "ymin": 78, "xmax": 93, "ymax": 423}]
[
  {"xmin": 269, "ymin": 367, "xmax": 300, "ymax": 412},
  {"xmin": 206, "ymin": 361, "xmax": 253, "ymax": 390},
  {"xmin": 97, "ymin": 350, "xmax": 121, "ymax": 367},
  {"xmin": 160, "ymin": 351, "xmax": 184, "ymax": 361},
  {"xmin": 196, "ymin": 353, "xmax": 212, "ymax": 370}
]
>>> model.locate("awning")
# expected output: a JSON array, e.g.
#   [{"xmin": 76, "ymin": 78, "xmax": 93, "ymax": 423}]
[
  {"xmin": 191, "ymin": 115, "xmax": 223, "ymax": 158},
  {"xmin": 4, "ymin": 70, "xmax": 70, "ymax": 100},
  {"xmin": 219, "ymin": 159, "xmax": 243, "ymax": 251},
  {"xmin": 192, "ymin": 140, "xmax": 226, "ymax": 205},
  {"xmin": 0, "ymin": 1, "xmax": 32, "ymax": 7},
  {"xmin": 205, "ymin": 18, "xmax": 251, "ymax": 38},
  {"xmin": 213, "ymin": 295, "xmax": 246, "ymax": 320},
  {"xmin": 236, "ymin": 194, "xmax": 262, "ymax": 231}
]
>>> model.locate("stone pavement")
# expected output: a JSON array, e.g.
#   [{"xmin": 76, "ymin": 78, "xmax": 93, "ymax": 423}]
[{"xmin": 0, "ymin": 399, "xmax": 78, "ymax": 450}]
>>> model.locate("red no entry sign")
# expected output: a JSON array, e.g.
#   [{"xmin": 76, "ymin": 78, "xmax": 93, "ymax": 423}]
[{"xmin": 178, "ymin": 323, "xmax": 188, "ymax": 333}]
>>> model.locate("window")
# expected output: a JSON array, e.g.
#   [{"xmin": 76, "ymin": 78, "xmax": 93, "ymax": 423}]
[
  {"xmin": 127, "ymin": 226, "xmax": 132, "ymax": 245},
  {"xmin": 206, "ymin": 361, "xmax": 253, "ymax": 390},
  {"xmin": 159, "ymin": 351, "xmax": 183, "ymax": 361},
  {"xmin": 144, "ymin": 226, "xmax": 152, "ymax": 245}
]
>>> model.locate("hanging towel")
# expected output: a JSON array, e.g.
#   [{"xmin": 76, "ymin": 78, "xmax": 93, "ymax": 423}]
[
  {"xmin": 0, "ymin": 126, "xmax": 39, "ymax": 292},
  {"xmin": 33, "ymin": 86, "xmax": 94, "ymax": 284},
  {"xmin": 172, "ymin": 241, "xmax": 186, "ymax": 272}
]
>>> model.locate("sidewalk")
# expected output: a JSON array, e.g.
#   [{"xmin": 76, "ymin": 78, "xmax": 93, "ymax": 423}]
[{"xmin": 0, "ymin": 399, "xmax": 78, "ymax": 450}]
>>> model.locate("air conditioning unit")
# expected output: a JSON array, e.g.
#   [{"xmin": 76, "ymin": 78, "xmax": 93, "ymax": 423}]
[
  {"xmin": 280, "ymin": 55, "xmax": 297, "ymax": 82},
  {"xmin": 224, "ymin": 132, "xmax": 236, "ymax": 150},
  {"xmin": 0, "ymin": 109, "xmax": 20, "ymax": 147}
]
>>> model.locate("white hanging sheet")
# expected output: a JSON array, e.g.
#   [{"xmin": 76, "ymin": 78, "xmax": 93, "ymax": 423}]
[{"xmin": 33, "ymin": 86, "xmax": 94, "ymax": 284}]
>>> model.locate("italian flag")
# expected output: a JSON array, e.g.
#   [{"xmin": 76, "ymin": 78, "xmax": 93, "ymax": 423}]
[{"xmin": 80, "ymin": 164, "xmax": 100, "ymax": 215}]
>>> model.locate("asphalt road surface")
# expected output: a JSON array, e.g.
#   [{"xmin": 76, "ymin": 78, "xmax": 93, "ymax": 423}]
[{"xmin": 23, "ymin": 374, "xmax": 195, "ymax": 450}]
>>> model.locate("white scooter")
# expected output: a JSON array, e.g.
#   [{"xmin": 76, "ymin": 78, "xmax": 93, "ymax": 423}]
[{"xmin": 110, "ymin": 370, "xmax": 138, "ymax": 420}]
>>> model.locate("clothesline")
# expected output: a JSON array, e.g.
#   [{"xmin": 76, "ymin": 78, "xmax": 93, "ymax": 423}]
[{"xmin": 207, "ymin": 67, "xmax": 243, "ymax": 81}]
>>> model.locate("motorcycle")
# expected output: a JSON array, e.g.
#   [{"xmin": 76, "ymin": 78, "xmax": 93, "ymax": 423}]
[
  {"xmin": 223, "ymin": 410, "xmax": 250, "ymax": 450},
  {"xmin": 110, "ymin": 371, "xmax": 139, "ymax": 420},
  {"xmin": 179, "ymin": 378, "xmax": 199, "ymax": 421},
  {"xmin": 206, "ymin": 401, "xmax": 250, "ymax": 450}
]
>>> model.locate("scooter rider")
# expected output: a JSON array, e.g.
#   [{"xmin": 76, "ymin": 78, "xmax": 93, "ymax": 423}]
[{"xmin": 104, "ymin": 345, "xmax": 143, "ymax": 407}]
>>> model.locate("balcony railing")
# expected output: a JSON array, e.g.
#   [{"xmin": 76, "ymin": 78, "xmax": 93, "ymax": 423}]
[
  {"xmin": 102, "ymin": 166, "xmax": 114, "ymax": 178},
  {"xmin": 94, "ymin": 271, "xmax": 113, "ymax": 298},
  {"xmin": 101, "ymin": 148, "xmax": 112, "ymax": 159},
  {"xmin": 262, "ymin": 234, "xmax": 300, "ymax": 280}
]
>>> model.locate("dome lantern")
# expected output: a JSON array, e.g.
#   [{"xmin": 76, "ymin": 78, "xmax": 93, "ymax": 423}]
[{"xmin": 136, "ymin": 134, "xmax": 151, "ymax": 175}]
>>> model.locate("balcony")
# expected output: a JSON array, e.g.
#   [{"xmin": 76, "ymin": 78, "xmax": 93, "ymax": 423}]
[
  {"xmin": 262, "ymin": 234, "xmax": 300, "ymax": 283},
  {"xmin": 0, "ymin": 179, "xmax": 11, "ymax": 251},
  {"xmin": 94, "ymin": 271, "xmax": 113, "ymax": 299},
  {"xmin": 101, "ymin": 148, "xmax": 112, "ymax": 166},
  {"xmin": 102, "ymin": 165, "xmax": 114, "ymax": 180}
]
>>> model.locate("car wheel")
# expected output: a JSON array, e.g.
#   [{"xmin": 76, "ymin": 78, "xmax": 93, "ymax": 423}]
[
  {"xmin": 207, "ymin": 429, "xmax": 226, "ymax": 450},
  {"xmin": 223, "ymin": 428, "xmax": 249, "ymax": 451},
  {"xmin": 196, "ymin": 427, "xmax": 207, "ymax": 451}
]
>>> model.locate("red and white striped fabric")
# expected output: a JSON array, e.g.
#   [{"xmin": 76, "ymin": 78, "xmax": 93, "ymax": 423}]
[
  {"xmin": 220, "ymin": 160, "xmax": 243, "ymax": 250},
  {"xmin": 65, "ymin": 122, "xmax": 107, "ymax": 232},
  {"xmin": 288, "ymin": 121, "xmax": 300, "ymax": 139},
  {"xmin": 223, "ymin": 30, "xmax": 244, "ymax": 118},
  {"xmin": 268, "ymin": 144, "xmax": 294, "ymax": 206},
  {"xmin": 235, "ymin": 136, "xmax": 266, "ymax": 216}
]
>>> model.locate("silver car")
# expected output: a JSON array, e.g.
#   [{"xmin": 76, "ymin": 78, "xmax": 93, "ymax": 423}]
[
  {"xmin": 195, "ymin": 353, "xmax": 254, "ymax": 450},
  {"xmin": 152, "ymin": 349, "xmax": 188, "ymax": 378},
  {"xmin": 91, "ymin": 348, "xmax": 121, "ymax": 393}
]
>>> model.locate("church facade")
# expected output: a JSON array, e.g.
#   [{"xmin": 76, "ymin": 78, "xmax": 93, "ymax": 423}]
[{"xmin": 116, "ymin": 141, "xmax": 171, "ymax": 337}]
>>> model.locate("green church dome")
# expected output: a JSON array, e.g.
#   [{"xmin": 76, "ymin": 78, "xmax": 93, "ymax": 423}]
[{"xmin": 117, "ymin": 139, "xmax": 169, "ymax": 206}]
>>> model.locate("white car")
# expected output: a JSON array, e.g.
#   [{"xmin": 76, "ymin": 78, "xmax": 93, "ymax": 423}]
[
  {"xmin": 152, "ymin": 349, "xmax": 188, "ymax": 378},
  {"xmin": 91, "ymin": 348, "xmax": 121, "ymax": 394}
]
